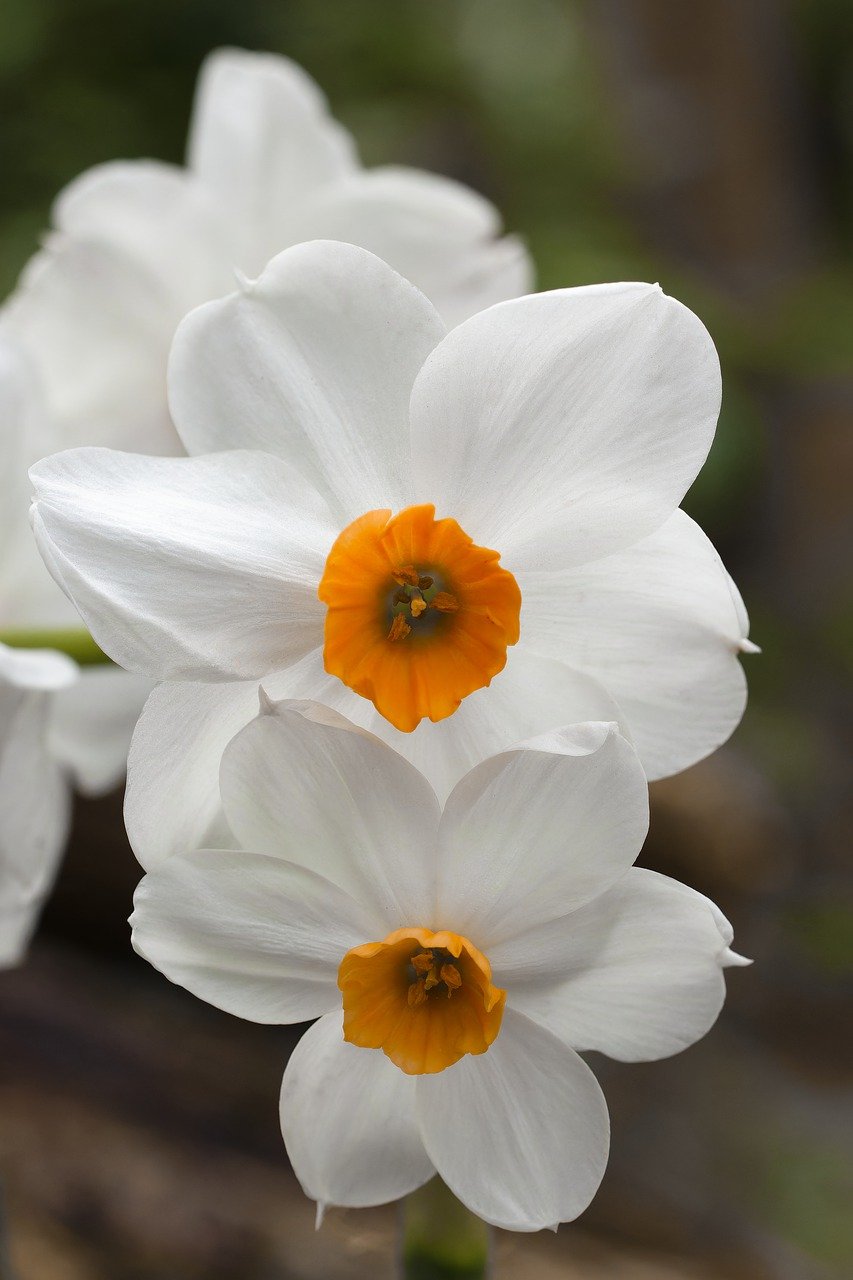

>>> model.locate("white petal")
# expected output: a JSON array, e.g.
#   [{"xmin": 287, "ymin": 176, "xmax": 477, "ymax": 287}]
[
  {"xmin": 49, "ymin": 667, "xmax": 153, "ymax": 794},
  {"xmin": 131, "ymin": 850, "xmax": 375, "ymax": 1023},
  {"xmin": 0, "ymin": 643, "xmax": 77, "ymax": 693},
  {"xmin": 30, "ymin": 448, "xmax": 334, "ymax": 680},
  {"xmin": 257, "ymin": 643, "xmax": 627, "ymax": 805},
  {"xmin": 0, "ymin": 337, "xmax": 39, "ymax": 531},
  {"xmin": 124, "ymin": 647, "xmax": 623, "ymax": 876},
  {"xmin": 3, "ymin": 237, "xmax": 182, "ymax": 456},
  {"xmin": 283, "ymin": 166, "xmax": 533, "ymax": 327},
  {"xmin": 168, "ymin": 240, "xmax": 445, "ymax": 523},
  {"xmin": 0, "ymin": 649, "xmax": 72, "ymax": 966},
  {"xmin": 126, "ymin": 679, "xmax": 264, "ymax": 870},
  {"xmin": 187, "ymin": 48, "xmax": 358, "ymax": 273},
  {"xmin": 281, "ymin": 1011, "xmax": 434, "ymax": 1209},
  {"xmin": 416, "ymin": 1009, "xmax": 609, "ymax": 1231},
  {"xmin": 0, "ymin": 339, "xmax": 84, "ymax": 631},
  {"xmin": 520, "ymin": 509, "xmax": 751, "ymax": 779},
  {"xmin": 220, "ymin": 697, "xmax": 440, "ymax": 928},
  {"xmin": 409, "ymin": 282, "xmax": 721, "ymax": 569},
  {"xmin": 500, "ymin": 868, "xmax": 735, "ymax": 1062},
  {"xmin": 434, "ymin": 724, "xmax": 648, "ymax": 949},
  {"xmin": 51, "ymin": 160, "xmax": 232, "ymax": 307}
]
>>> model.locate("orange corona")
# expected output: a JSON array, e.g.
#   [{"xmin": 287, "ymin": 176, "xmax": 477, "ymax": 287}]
[
  {"xmin": 338, "ymin": 927, "xmax": 506, "ymax": 1075},
  {"xmin": 318, "ymin": 504, "xmax": 521, "ymax": 732}
]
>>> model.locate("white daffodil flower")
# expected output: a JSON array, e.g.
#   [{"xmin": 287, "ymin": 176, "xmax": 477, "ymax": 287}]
[
  {"xmin": 1, "ymin": 47, "xmax": 531, "ymax": 457},
  {"xmin": 0, "ymin": 338, "xmax": 151, "ymax": 800},
  {"xmin": 0, "ymin": 643, "xmax": 76, "ymax": 965},
  {"xmin": 31, "ymin": 241, "xmax": 755, "ymax": 849},
  {"xmin": 130, "ymin": 698, "xmax": 748, "ymax": 1232}
]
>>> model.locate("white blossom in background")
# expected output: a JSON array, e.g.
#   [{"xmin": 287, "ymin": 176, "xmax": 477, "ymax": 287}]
[
  {"xmin": 0, "ymin": 339, "xmax": 150, "ymax": 809},
  {"xmin": 1, "ymin": 47, "xmax": 531, "ymax": 457},
  {"xmin": 0, "ymin": 643, "xmax": 76, "ymax": 966},
  {"xmin": 0, "ymin": 341, "xmax": 73, "ymax": 964},
  {"xmin": 30, "ymin": 241, "xmax": 755, "ymax": 867},
  {"xmin": 130, "ymin": 698, "xmax": 748, "ymax": 1231}
]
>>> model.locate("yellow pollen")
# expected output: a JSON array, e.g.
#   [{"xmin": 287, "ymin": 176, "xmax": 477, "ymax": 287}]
[
  {"xmin": 338, "ymin": 927, "xmax": 506, "ymax": 1075},
  {"xmin": 318, "ymin": 504, "xmax": 522, "ymax": 733}
]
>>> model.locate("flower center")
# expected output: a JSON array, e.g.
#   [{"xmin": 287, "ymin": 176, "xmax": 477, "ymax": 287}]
[
  {"xmin": 318, "ymin": 504, "xmax": 521, "ymax": 732},
  {"xmin": 338, "ymin": 927, "xmax": 506, "ymax": 1075}
]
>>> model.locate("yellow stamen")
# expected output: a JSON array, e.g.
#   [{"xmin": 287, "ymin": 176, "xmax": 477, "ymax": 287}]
[
  {"xmin": 339, "ymin": 927, "xmax": 506, "ymax": 1075},
  {"xmin": 388, "ymin": 614, "xmax": 412, "ymax": 642},
  {"xmin": 409, "ymin": 596, "xmax": 428, "ymax": 618},
  {"xmin": 407, "ymin": 979, "xmax": 428, "ymax": 1007}
]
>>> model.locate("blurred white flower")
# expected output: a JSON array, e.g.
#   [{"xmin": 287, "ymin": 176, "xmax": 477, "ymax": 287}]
[
  {"xmin": 131, "ymin": 698, "xmax": 748, "ymax": 1231},
  {"xmin": 31, "ymin": 242, "xmax": 754, "ymax": 843},
  {"xmin": 0, "ymin": 643, "xmax": 76, "ymax": 966},
  {"xmin": 0, "ymin": 338, "xmax": 150, "ymax": 809},
  {"xmin": 1, "ymin": 47, "xmax": 531, "ymax": 457}
]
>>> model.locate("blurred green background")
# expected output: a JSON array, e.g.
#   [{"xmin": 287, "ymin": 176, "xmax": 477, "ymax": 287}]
[{"xmin": 0, "ymin": 2, "xmax": 851, "ymax": 1278}]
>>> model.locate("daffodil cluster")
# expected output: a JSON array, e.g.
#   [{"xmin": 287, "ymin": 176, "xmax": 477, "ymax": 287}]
[
  {"xmin": 1, "ymin": 46, "xmax": 753, "ymax": 1237},
  {"xmin": 0, "ymin": 48, "xmax": 529, "ymax": 966}
]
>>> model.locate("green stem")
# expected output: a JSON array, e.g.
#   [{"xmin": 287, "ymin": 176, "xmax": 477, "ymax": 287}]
[
  {"xmin": 0, "ymin": 628, "xmax": 112, "ymax": 666},
  {"xmin": 400, "ymin": 1179, "xmax": 490, "ymax": 1280}
]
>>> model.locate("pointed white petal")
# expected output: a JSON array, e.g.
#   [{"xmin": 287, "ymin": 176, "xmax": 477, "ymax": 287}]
[
  {"xmin": 520, "ymin": 509, "xmax": 751, "ymax": 779},
  {"xmin": 30, "ymin": 448, "xmax": 334, "ymax": 680},
  {"xmin": 281, "ymin": 1011, "xmax": 434, "ymax": 1209},
  {"xmin": 131, "ymin": 851, "xmax": 376, "ymax": 1022},
  {"xmin": 410, "ymin": 282, "xmax": 721, "ymax": 568},
  {"xmin": 49, "ymin": 667, "xmax": 153, "ymax": 795},
  {"xmin": 500, "ymin": 868, "xmax": 738, "ymax": 1062},
  {"xmin": 187, "ymin": 48, "xmax": 358, "ymax": 273},
  {"xmin": 220, "ymin": 698, "xmax": 440, "ymax": 927},
  {"xmin": 168, "ymin": 240, "xmax": 445, "ymax": 523},
  {"xmin": 417, "ymin": 1009, "xmax": 609, "ymax": 1231},
  {"xmin": 435, "ymin": 723, "xmax": 648, "ymax": 948},
  {"xmin": 283, "ymin": 166, "xmax": 533, "ymax": 327}
]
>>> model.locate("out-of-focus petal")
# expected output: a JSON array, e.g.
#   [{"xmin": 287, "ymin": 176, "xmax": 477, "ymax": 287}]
[{"xmin": 285, "ymin": 166, "xmax": 532, "ymax": 327}]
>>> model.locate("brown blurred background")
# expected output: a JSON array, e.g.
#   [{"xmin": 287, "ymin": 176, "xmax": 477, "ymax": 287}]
[{"xmin": 1, "ymin": 1, "xmax": 851, "ymax": 1276}]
